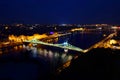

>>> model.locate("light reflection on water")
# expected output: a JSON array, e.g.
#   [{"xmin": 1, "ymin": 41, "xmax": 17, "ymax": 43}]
[
  {"xmin": 0, "ymin": 44, "xmax": 74, "ymax": 73},
  {"xmin": 22, "ymin": 44, "xmax": 74, "ymax": 73},
  {"xmin": 24, "ymin": 45, "xmax": 73, "ymax": 64}
]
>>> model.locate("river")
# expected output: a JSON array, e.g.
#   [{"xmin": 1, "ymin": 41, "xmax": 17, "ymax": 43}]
[{"xmin": 0, "ymin": 30, "xmax": 115, "ymax": 80}]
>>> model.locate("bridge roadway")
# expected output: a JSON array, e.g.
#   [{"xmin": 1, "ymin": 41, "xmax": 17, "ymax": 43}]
[
  {"xmin": 24, "ymin": 32, "xmax": 117, "ymax": 53},
  {"xmin": 84, "ymin": 32, "xmax": 117, "ymax": 52}
]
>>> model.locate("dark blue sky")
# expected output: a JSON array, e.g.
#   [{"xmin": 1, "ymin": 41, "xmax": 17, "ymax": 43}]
[{"xmin": 0, "ymin": 0, "xmax": 120, "ymax": 24}]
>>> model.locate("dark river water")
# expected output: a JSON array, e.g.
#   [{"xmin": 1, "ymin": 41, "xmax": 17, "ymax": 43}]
[{"xmin": 0, "ymin": 30, "xmax": 115, "ymax": 80}]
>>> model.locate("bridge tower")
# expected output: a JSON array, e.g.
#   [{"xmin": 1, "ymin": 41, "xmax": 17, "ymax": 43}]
[
  {"xmin": 63, "ymin": 41, "xmax": 68, "ymax": 46},
  {"xmin": 31, "ymin": 38, "xmax": 38, "ymax": 46},
  {"xmin": 62, "ymin": 41, "xmax": 69, "ymax": 52}
]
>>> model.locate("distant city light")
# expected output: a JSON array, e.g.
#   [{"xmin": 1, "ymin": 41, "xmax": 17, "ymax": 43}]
[
  {"xmin": 50, "ymin": 32, "xmax": 54, "ymax": 34},
  {"xmin": 62, "ymin": 24, "xmax": 66, "ymax": 26},
  {"xmin": 5, "ymin": 26, "xmax": 9, "ymax": 30},
  {"xmin": 59, "ymin": 24, "xmax": 67, "ymax": 26}
]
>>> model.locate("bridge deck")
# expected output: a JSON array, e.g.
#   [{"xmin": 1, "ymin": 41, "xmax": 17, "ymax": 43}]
[{"xmin": 25, "ymin": 40, "xmax": 85, "ymax": 53}]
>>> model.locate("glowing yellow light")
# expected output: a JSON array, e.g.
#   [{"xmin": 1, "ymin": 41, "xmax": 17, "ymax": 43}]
[
  {"xmin": 63, "ymin": 61, "xmax": 71, "ymax": 68},
  {"xmin": 8, "ymin": 34, "xmax": 48, "ymax": 42},
  {"xmin": 109, "ymin": 39, "xmax": 117, "ymax": 45},
  {"xmin": 103, "ymin": 34, "xmax": 106, "ymax": 37},
  {"xmin": 71, "ymin": 28, "xmax": 84, "ymax": 31}
]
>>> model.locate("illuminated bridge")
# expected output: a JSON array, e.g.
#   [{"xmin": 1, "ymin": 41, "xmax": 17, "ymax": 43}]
[
  {"xmin": 24, "ymin": 39, "xmax": 86, "ymax": 53},
  {"xmin": 24, "ymin": 32, "xmax": 117, "ymax": 53}
]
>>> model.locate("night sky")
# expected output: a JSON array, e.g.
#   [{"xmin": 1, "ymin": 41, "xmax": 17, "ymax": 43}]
[{"xmin": 0, "ymin": 0, "xmax": 120, "ymax": 24}]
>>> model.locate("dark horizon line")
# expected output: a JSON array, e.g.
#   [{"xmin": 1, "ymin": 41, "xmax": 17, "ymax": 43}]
[{"xmin": 0, "ymin": 23, "xmax": 119, "ymax": 25}]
